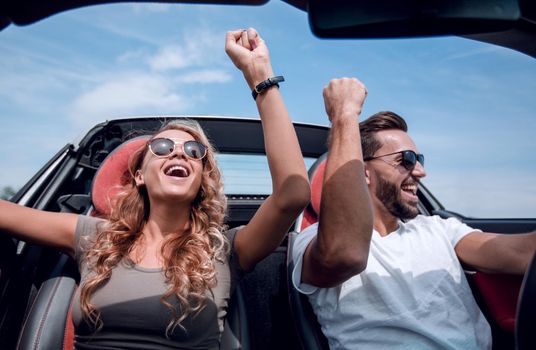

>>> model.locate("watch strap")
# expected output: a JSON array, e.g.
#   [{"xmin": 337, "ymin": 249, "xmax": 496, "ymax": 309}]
[{"xmin": 252, "ymin": 76, "xmax": 285, "ymax": 100}]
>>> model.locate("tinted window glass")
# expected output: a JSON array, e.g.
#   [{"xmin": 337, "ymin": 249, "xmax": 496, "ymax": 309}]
[{"xmin": 216, "ymin": 154, "xmax": 316, "ymax": 195}]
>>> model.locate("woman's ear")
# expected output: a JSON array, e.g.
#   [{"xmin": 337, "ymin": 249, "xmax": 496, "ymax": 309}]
[{"xmin": 134, "ymin": 170, "xmax": 145, "ymax": 187}]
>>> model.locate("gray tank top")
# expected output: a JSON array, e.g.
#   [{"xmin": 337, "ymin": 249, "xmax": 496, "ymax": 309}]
[{"xmin": 71, "ymin": 215, "xmax": 243, "ymax": 350}]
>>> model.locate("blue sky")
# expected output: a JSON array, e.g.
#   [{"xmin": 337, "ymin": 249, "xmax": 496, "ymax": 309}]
[{"xmin": 0, "ymin": 1, "xmax": 535, "ymax": 217}]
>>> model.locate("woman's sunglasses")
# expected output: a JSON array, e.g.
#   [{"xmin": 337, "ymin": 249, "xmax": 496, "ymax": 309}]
[
  {"xmin": 148, "ymin": 138, "xmax": 207, "ymax": 160},
  {"xmin": 365, "ymin": 150, "xmax": 424, "ymax": 171}
]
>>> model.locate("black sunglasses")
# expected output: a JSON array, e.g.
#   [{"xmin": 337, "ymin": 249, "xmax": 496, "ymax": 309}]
[
  {"xmin": 365, "ymin": 150, "xmax": 424, "ymax": 171},
  {"xmin": 148, "ymin": 138, "xmax": 207, "ymax": 160}
]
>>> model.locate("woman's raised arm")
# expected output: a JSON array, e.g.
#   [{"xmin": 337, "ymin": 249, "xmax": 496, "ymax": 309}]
[{"xmin": 225, "ymin": 28, "xmax": 310, "ymax": 271}]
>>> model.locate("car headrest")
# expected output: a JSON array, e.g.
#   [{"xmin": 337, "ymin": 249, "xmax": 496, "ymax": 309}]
[
  {"xmin": 91, "ymin": 136, "xmax": 149, "ymax": 216},
  {"xmin": 299, "ymin": 153, "xmax": 327, "ymax": 232}
]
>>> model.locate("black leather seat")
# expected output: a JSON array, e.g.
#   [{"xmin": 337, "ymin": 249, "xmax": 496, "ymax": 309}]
[
  {"xmin": 16, "ymin": 254, "xmax": 78, "ymax": 350},
  {"xmin": 221, "ymin": 283, "xmax": 251, "ymax": 350}
]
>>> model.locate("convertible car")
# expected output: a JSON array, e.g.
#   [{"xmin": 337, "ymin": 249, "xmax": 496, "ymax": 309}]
[{"xmin": 0, "ymin": 1, "xmax": 535, "ymax": 350}]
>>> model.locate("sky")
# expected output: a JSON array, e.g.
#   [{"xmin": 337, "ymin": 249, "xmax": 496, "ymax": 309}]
[{"xmin": 0, "ymin": 1, "xmax": 535, "ymax": 218}]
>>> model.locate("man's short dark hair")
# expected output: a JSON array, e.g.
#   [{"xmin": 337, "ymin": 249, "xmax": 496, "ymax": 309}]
[{"xmin": 360, "ymin": 111, "xmax": 408, "ymax": 159}]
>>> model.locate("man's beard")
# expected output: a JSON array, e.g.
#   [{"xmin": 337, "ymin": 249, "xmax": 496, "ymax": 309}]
[{"xmin": 375, "ymin": 177, "xmax": 419, "ymax": 220}]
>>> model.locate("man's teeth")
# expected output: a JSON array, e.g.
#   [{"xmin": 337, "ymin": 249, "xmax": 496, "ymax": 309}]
[
  {"xmin": 401, "ymin": 184, "xmax": 417, "ymax": 194},
  {"xmin": 165, "ymin": 165, "xmax": 188, "ymax": 177}
]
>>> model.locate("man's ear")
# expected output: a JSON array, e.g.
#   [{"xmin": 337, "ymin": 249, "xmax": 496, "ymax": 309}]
[
  {"xmin": 134, "ymin": 170, "xmax": 145, "ymax": 187},
  {"xmin": 364, "ymin": 164, "xmax": 371, "ymax": 185}
]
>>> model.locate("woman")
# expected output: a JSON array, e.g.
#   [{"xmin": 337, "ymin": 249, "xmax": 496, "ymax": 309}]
[{"xmin": 0, "ymin": 28, "xmax": 310, "ymax": 349}]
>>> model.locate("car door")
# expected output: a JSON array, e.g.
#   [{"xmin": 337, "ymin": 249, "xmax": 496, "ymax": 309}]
[{"xmin": 0, "ymin": 144, "xmax": 79, "ymax": 348}]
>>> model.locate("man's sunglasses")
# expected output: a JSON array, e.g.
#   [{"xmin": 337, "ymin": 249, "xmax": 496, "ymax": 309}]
[
  {"xmin": 364, "ymin": 150, "xmax": 424, "ymax": 171},
  {"xmin": 148, "ymin": 138, "xmax": 207, "ymax": 160}
]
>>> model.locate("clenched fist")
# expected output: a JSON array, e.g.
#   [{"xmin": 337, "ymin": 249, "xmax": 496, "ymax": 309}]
[
  {"xmin": 225, "ymin": 28, "xmax": 274, "ymax": 90},
  {"xmin": 323, "ymin": 78, "xmax": 367, "ymax": 123}
]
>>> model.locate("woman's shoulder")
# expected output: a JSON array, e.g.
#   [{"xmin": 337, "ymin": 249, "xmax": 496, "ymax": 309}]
[
  {"xmin": 223, "ymin": 225, "xmax": 244, "ymax": 242},
  {"xmin": 76, "ymin": 215, "xmax": 107, "ymax": 235},
  {"xmin": 74, "ymin": 215, "xmax": 108, "ymax": 265},
  {"xmin": 221, "ymin": 225, "xmax": 247, "ymax": 282}
]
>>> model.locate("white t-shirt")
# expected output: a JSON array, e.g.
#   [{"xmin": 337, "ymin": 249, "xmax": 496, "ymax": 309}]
[{"xmin": 291, "ymin": 215, "xmax": 492, "ymax": 350}]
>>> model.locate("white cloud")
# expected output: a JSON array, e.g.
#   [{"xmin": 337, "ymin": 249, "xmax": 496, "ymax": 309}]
[
  {"xmin": 0, "ymin": 126, "xmax": 74, "ymax": 188},
  {"xmin": 0, "ymin": 42, "xmax": 98, "ymax": 110},
  {"xmin": 69, "ymin": 15, "xmax": 161, "ymax": 45},
  {"xmin": 148, "ymin": 45, "xmax": 191, "ymax": 70},
  {"xmin": 68, "ymin": 72, "xmax": 193, "ymax": 127},
  {"xmin": 117, "ymin": 49, "xmax": 148, "ymax": 64},
  {"xmin": 66, "ymin": 27, "xmax": 234, "ymax": 127},
  {"xmin": 175, "ymin": 69, "xmax": 232, "ymax": 84},
  {"xmin": 440, "ymin": 45, "xmax": 501, "ymax": 63},
  {"xmin": 148, "ymin": 28, "xmax": 224, "ymax": 71}
]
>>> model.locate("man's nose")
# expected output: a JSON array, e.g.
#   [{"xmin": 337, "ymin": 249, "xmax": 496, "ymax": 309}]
[{"xmin": 412, "ymin": 161, "xmax": 426, "ymax": 178}]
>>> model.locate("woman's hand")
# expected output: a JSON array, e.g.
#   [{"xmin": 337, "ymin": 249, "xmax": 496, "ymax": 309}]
[{"xmin": 225, "ymin": 28, "xmax": 274, "ymax": 90}]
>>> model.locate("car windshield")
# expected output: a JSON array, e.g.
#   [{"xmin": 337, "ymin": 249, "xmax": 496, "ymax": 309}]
[{"xmin": 0, "ymin": 1, "xmax": 534, "ymax": 218}]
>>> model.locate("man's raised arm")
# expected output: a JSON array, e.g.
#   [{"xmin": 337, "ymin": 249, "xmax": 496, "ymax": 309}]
[{"xmin": 301, "ymin": 78, "xmax": 373, "ymax": 288}]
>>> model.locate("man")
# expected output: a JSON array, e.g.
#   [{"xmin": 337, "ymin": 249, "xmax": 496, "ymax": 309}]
[{"xmin": 291, "ymin": 78, "xmax": 536, "ymax": 350}]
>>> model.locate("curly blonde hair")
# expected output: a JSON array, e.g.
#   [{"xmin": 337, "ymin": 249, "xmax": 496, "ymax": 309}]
[{"xmin": 80, "ymin": 119, "xmax": 228, "ymax": 334}]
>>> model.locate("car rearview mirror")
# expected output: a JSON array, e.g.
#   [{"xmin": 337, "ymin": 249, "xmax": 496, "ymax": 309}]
[{"xmin": 309, "ymin": 0, "xmax": 521, "ymax": 38}]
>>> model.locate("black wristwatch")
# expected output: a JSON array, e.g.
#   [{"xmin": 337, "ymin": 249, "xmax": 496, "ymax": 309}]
[{"xmin": 252, "ymin": 76, "xmax": 285, "ymax": 100}]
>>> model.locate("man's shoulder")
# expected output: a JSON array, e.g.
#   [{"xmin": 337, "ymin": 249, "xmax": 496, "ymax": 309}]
[
  {"xmin": 405, "ymin": 214, "xmax": 438, "ymax": 226},
  {"xmin": 406, "ymin": 214, "xmax": 454, "ymax": 226},
  {"xmin": 401, "ymin": 215, "xmax": 457, "ymax": 235},
  {"xmin": 403, "ymin": 214, "xmax": 475, "ymax": 243}
]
